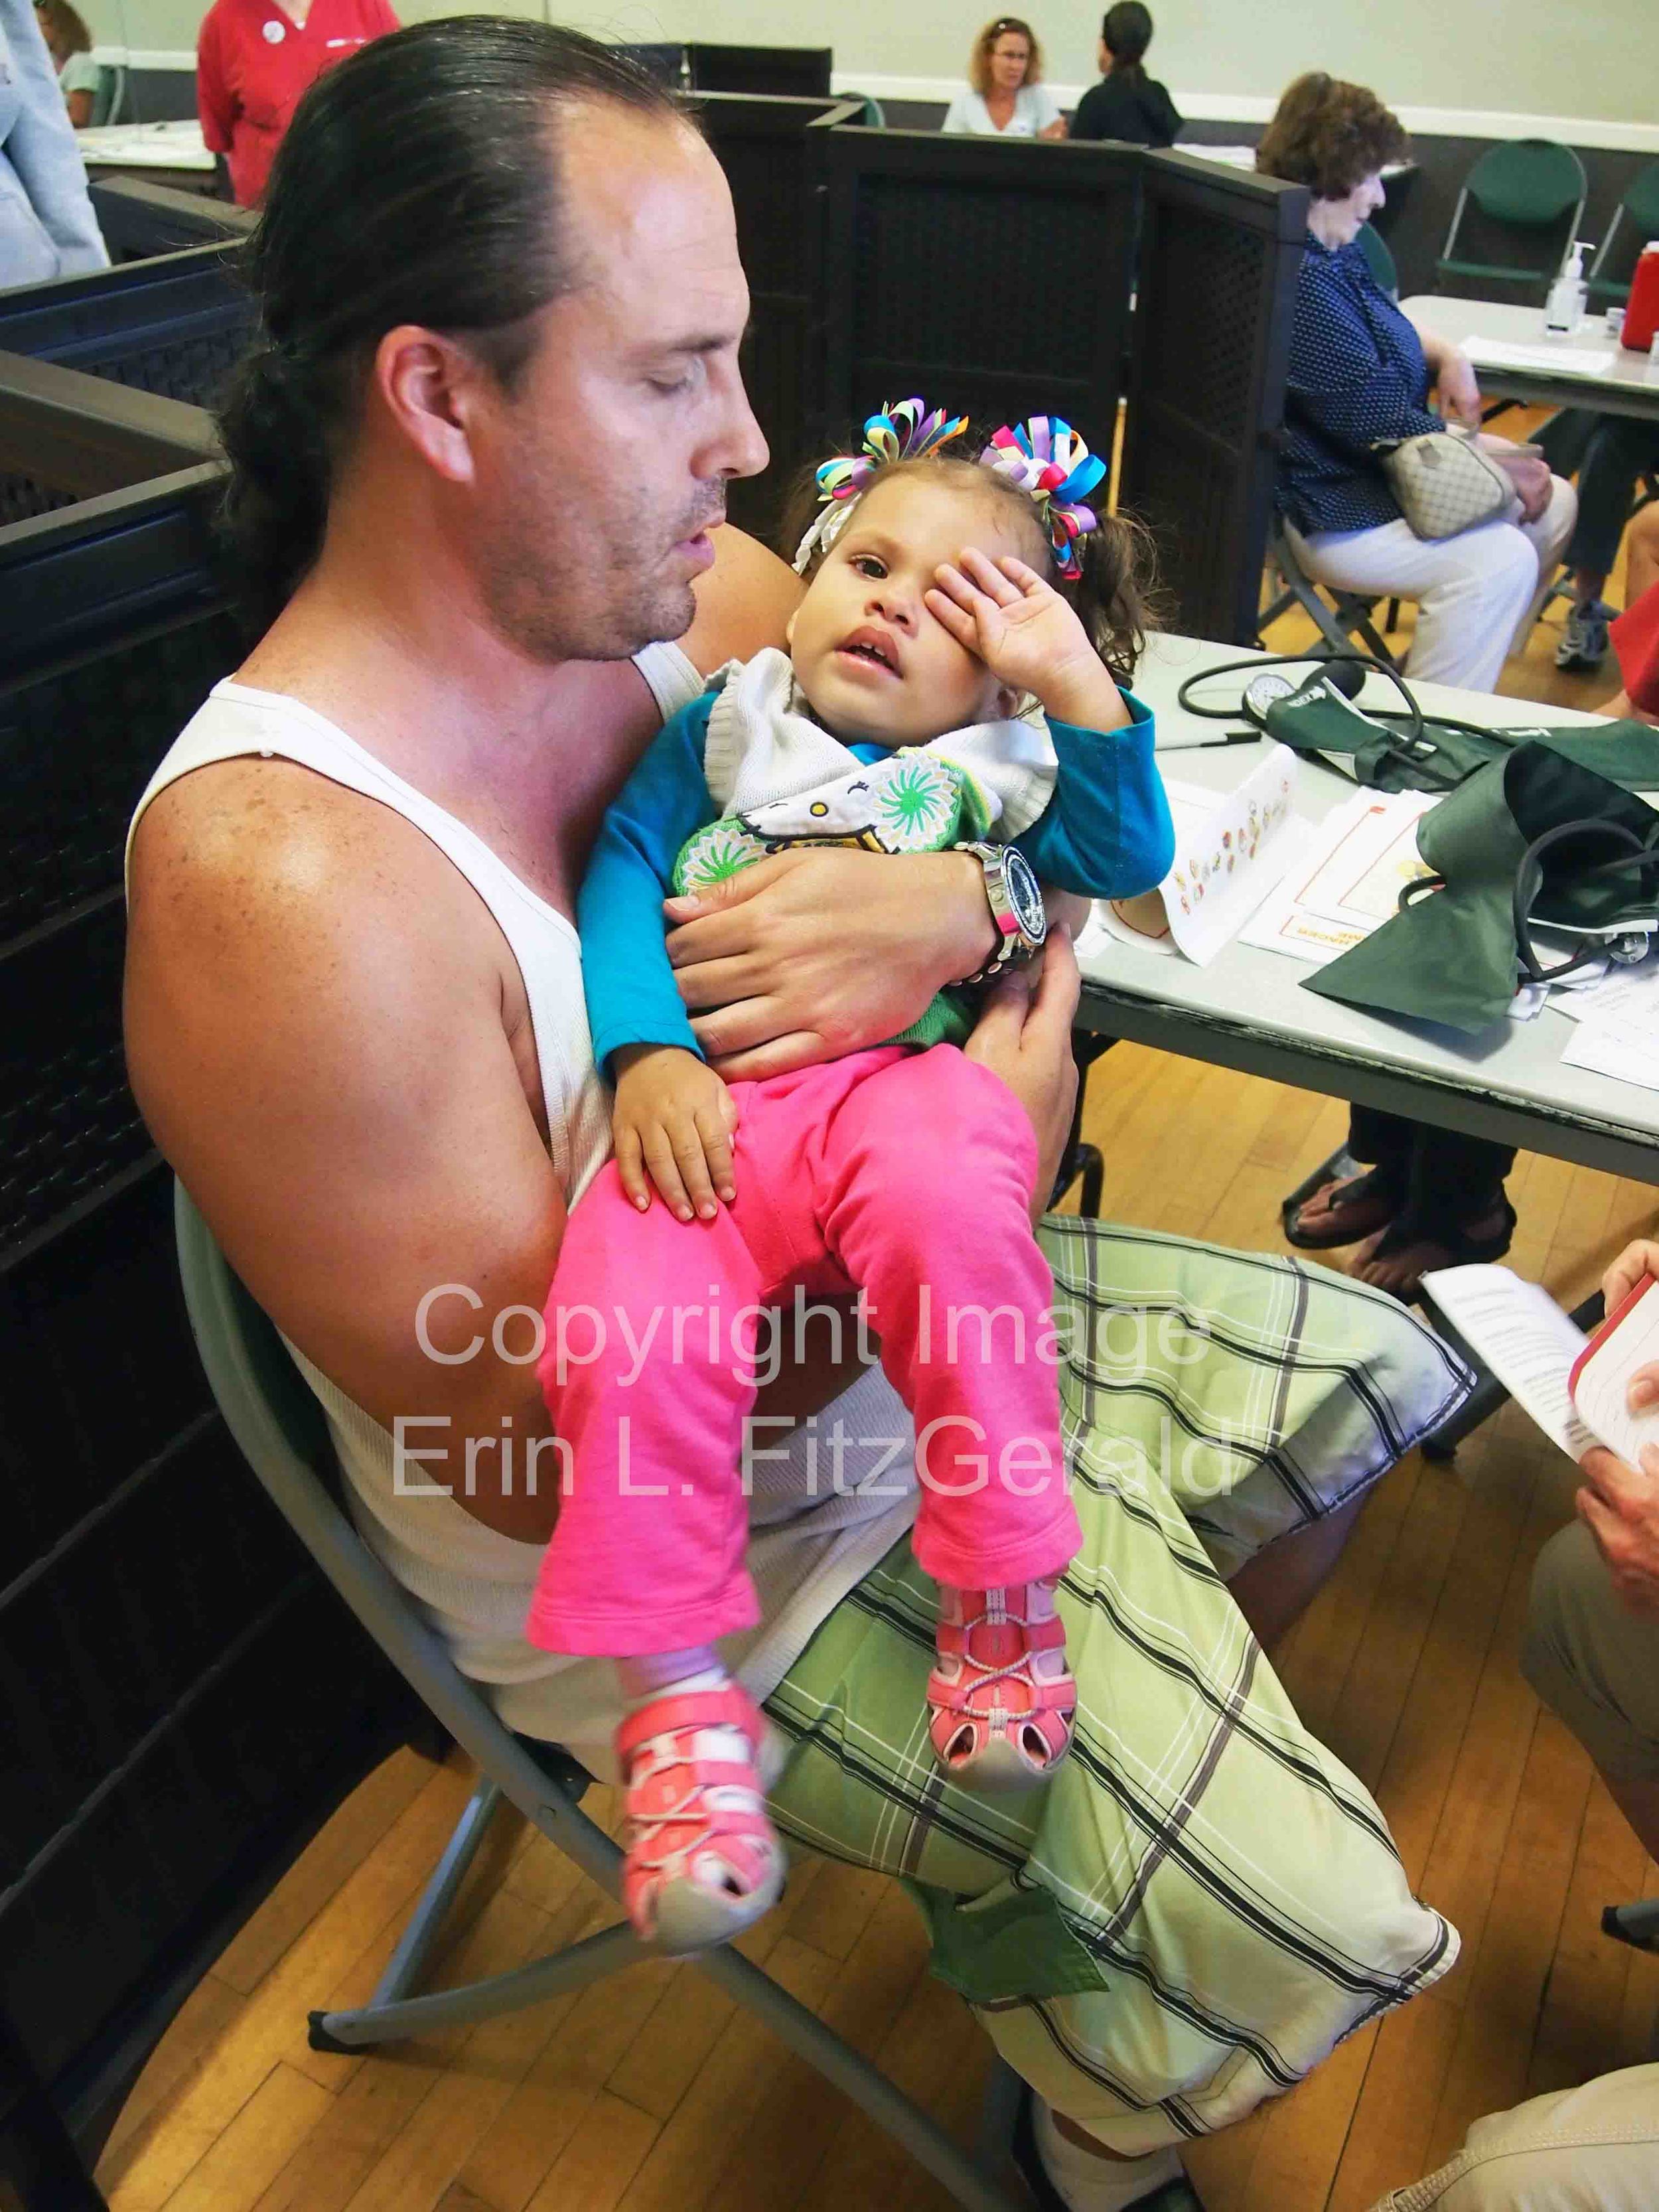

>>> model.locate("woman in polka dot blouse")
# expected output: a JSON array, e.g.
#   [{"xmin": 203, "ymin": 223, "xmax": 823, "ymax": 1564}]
[{"xmin": 1258, "ymin": 74, "xmax": 1579, "ymax": 1297}]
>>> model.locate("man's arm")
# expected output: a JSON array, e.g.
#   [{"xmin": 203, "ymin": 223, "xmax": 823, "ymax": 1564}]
[{"xmin": 126, "ymin": 762, "xmax": 569, "ymax": 1544}]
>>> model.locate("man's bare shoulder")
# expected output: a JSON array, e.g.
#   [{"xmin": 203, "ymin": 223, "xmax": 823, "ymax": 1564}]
[
  {"xmin": 682, "ymin": 524, "xmax": 803, "ymax": 672},
  {"xmin": 129, "ymin": 755, "xmax": 491, "ymax": 962}
]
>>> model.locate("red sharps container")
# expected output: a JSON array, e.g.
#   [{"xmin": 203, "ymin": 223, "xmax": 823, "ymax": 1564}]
[{"xmin": 1622, "ymin": 242, "xmax": 1659, "ymax": 354}]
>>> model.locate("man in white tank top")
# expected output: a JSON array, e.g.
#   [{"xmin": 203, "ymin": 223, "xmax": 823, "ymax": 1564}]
[{"xmin": 125, "ymin": 25, "xmax": 1075, "ymax": 1738}]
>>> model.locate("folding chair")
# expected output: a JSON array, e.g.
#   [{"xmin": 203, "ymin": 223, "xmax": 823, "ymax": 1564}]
[
  {"xmin": 1260, "ymin": 522, "xmax": 1400, "ymax": 666},
  {"xmin": 172, "ymin": 1182, "xmax": 1032, "ymax": 2212},
  {"xmin": 1436, "ymin": 139, "xmax": 1588, "ymax": 301},
  {"xmin": 1355, "ymin": 219, "xmax": 1398, "ymax": 300},
  {"xmin": 1587, "ymin": 160, "xmax": 1659, "ymax": 309}
]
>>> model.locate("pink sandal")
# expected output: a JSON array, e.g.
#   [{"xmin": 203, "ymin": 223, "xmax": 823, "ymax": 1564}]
[
  {"xmin": 614, "ymin": 1682, "xmax": 785, "ymax": 1954},
  {"xmin": 928, "ymin": 1582, "xmax": 1076, "ymax": 1793}
]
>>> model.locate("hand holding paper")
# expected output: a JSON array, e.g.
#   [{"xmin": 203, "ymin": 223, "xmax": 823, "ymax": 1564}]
[{"xmin": 1577, "ymin": 1443, "xmax": 1659, "ymax": 1620}]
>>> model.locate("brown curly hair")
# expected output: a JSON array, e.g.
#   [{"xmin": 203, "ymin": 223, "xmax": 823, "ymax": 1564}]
[
  {"xmin": 779, "ymin": 443, "xmax": 1161, "ymax": 691},
  {"xmin": 1255, "ymin": 72, "xmax": 1406, "ymax": 200},
  {"xmin": 968, "ymin": 17, "xmax": 1044, "ymax": 98}
]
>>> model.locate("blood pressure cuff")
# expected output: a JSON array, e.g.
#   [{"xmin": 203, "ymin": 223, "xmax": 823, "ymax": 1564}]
[
  {"xmin": 1262, "ymin": 680, "xmax": 1659, "ymax": 797},
  {"xmin": 1305, "ymin": 737, "xmax": 1659, "ymax": 1033}
]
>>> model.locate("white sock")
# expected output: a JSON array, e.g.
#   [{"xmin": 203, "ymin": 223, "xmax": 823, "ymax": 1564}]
[
  {"xmin": 618, "ymin": 1662, "xmax": 729, "ymax": 1708},
  {"xmin": 1033, "ymin": 2100, "xmax": 1184, "ymax": 2211}
]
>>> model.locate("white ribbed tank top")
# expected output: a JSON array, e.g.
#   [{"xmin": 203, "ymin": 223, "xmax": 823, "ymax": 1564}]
[{"xmin": 128, "ymin": 644, "xmax": 917, "ymax": 1775}]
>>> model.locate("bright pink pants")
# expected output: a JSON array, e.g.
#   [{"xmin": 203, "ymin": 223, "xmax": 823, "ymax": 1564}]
[{"xmin": 527, "ymin": 1045, "xmax": 1082, "ymax": 1657}]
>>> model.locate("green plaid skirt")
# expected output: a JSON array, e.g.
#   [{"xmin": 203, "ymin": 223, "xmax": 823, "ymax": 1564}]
[{"xmin": 764, "ymin": 1219, "xmax": 1471, "ymax": 2155}]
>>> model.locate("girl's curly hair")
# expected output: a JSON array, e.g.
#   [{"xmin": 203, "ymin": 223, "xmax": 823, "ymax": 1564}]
[{"xmin": 778, "ymin": 437, "xmax": 1162, "ymax": 690}]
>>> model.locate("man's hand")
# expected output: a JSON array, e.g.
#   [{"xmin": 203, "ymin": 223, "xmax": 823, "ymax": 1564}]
[
  {"xmin": 1577, "ymin": 1443, "xmax": 1659, "ymax": 1619},
  {"xmin": 611, "ymin": 1043, "xmax": 739, "ymax": 1222},
  {"xmin": 664, "ymin": 848, "xmax": 995, "ymax": 1078},
  {"xmin": 962, "ymin": 928, "xmax": 1082, "ymax": 1222}
]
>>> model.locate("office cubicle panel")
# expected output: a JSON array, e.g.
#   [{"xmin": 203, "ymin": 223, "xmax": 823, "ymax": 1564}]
[
  {"xmin": 819, "ymin": 131, "xmax": 1140, "ymax": 464},
  {"xmin": 694, "ymin": 94, "xmax": 865, "ymax": 542},
  {"xmin": 0, "ymin": 457, "xmax": 422, "ymax": 2181},
  {"xmin": 89, "ymin": 177, "xmax": 255, "ymax": 263},
  {"xmin": 690, "ymin": 43, "xmax": 833, "ymax": 98},
  {"xmin": 0, "ymin": 242, "xmax": 253, "ymax": 413},
  {"xmin": 1119, "ymin": 154, "xmax": 1309, "ymax": 644},
  {"xmin": 0, "ymin": 348, "xmax": 221, "ymax": 563}
]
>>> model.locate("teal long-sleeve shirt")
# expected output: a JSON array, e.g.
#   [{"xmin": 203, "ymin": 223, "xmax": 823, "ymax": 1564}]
[{"xmin": 579, "ymin": 686, "xmax": 1173, "ymax": 1072}]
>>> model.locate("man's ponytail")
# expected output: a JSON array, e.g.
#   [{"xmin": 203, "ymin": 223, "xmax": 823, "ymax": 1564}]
[{"xmin": 216, "ymin": 338, "xmax": 334, "ymax": 634}]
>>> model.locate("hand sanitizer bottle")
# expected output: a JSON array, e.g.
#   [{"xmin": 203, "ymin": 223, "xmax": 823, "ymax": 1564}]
[{"xmin": 1544, "ymin": 240, "xmax": 1590, "ymax": 336}]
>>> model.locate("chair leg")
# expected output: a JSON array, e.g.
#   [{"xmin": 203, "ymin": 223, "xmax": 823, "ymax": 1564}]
[
  {"xmin": 371, "ymin": 1775, "xmax": 503, "ymax": 2008},
  {"xmin": 310, "ymin": 1923, "xmax": 646, "ymax": 2050},
  {"xmin": 304, "ymin": 1772, "xmax": 1031, "ymax": 2208},
  {"xmin": 1602, "ymin": 1897, "xmax": 1659, "ymax": 1952}
]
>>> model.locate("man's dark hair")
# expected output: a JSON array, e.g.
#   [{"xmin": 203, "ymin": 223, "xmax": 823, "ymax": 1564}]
[
  {"xmin": 217, "ymin": 18, "xmax": 684, "ymax": 630},
  {"xmin": 1100, "ymin": 3, "xmax": 1153, "ymax": 76}
]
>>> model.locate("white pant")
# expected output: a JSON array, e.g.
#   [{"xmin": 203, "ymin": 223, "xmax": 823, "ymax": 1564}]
[
  {"xmin": 1368, "ymin": 2063, "xmax": 1659, "ymax": 2209},
  {"xmin": 1287, "ymin": 474, "xmax": 1578, "ymax": 694}
]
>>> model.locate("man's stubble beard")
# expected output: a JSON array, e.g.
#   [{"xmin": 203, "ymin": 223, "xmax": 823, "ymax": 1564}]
[{"xmin": 481, "ymin": 460, "xmax": 711, "ymax": 664}]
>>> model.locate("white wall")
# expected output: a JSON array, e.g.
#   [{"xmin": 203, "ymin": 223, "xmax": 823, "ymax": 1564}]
[{"xmin": 87, "ymin": 0, "xmax": 1659, "ymax": 134}]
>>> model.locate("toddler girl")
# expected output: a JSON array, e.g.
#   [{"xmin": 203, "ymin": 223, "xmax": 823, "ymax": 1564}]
[{"xmin": 528, "ymin": 403, "xmax": 1174, "ymax": 1951}]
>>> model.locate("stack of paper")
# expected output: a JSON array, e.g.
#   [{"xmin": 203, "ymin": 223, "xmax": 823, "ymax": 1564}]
[
  {"xmin": 1086, "ymin": 744, "xmax": 1307, "ymax": 967},
  {"xmin": 1238, "ymin": 787, "xmax": 1438, "ymax": 965},
  {"xmin": 1460, "ymin": 336, "xmax": 1618, "ymax": 379}
]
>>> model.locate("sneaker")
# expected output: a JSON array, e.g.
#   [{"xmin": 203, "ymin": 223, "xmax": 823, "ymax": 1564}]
[{"xmin": 1555, "ymin": 598, "xmax": 1613, "ymax": 672}]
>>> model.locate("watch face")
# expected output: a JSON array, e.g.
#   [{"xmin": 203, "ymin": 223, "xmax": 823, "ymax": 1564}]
[
  {"xmin": 1244, "ymin": 671, "xmax": 1296, "ymax": 725},
  {"xmin": 1003, "ymin": 847, "xmax": 1047, "ymax": 941}
]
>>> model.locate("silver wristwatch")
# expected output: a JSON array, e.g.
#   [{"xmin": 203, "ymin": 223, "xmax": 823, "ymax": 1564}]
[{"xmin": 958, "ymin": 842, "xmax": 1048, "ymax": 985}]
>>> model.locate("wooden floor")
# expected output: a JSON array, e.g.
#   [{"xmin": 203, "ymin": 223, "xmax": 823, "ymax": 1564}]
[{"xmin": 97, "ymin": 471, "xmax": 1659, "ymax": 2212}]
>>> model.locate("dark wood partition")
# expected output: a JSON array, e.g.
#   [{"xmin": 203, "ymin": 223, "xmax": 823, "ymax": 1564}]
[
  {"xmin": 0, "ymin": 243, "xmax": 253, "ymax": 414},
  {"xmin": 88, "ymin": 178, "xmax": 254, "ymax": 263},
  {"xmin": 818, "ymin": 130, "xmax": 1140, "ymax": 461},
  {"xmin": 693, "ymin": 93, "xmax": 864, "ymax": 543},
  {"xmin": 0, "ymin": 406, "xmax": 423, "ymax": 2206},
  {"xmin": 1119, "ymin": 153, "xmax": 1309, "ymax": 644}
]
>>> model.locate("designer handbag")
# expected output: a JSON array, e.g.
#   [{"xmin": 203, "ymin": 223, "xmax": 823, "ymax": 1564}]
[{"xmin": 1374, "ymin": 427, "xmax": 1518, "ymax": 539}]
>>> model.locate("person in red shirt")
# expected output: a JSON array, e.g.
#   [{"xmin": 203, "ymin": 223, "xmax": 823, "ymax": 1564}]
[
  {"xmin": 1604, "ymin": 504, "xmax": 1659, "ymax": 726},
  {"xmin": 197, "ymin": 0, "xmax": 398, "ymax": 207}
]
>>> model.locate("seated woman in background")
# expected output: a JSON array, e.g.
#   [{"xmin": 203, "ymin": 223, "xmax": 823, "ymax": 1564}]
[
  {"xmin": 1260, "ymin": 72, "xmax": 1580, "ymax": 1296},
  {"xmin": 942, "ymin": 16, "xmax": 1065, "ymax": 140},
  {"xmin": 1070, "ymin": 2, "xmax": 1180, "ymax": 147},
  {"xmin": 33, "ymin": 0, "xmax": 100, "ymax": 127}
]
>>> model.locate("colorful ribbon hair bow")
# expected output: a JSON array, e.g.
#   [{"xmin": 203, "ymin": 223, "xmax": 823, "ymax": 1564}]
[
  {"xmin": 792, "ymin": 396, "xmax": 969, "ymax": 571},
  {"xmin": 977, "ymin": 416, "xmax": 1106, "ymax": 580}
]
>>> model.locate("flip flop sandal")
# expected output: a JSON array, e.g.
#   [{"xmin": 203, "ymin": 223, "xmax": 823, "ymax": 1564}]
[
  {"xmin": 1281, "ymin": 1169, "xmax": 1400, "ymax": 1251},
  {"xmin": 615, "ymin": 1681, "xmax": 785, "ymax": 1955},
  {"xmin": 928, "ymin": 1583, "xmax": 1076, "ymax": 1794},
  {"xmin": 1359, "ymin": 1197, "xmax": 1518, "ymax": 1301}
]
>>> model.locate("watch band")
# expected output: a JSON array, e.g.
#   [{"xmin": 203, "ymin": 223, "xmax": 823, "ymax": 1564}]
[{"xmin": 958, "ymin": 842, "xmax": 1047, "ymax": 986}]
